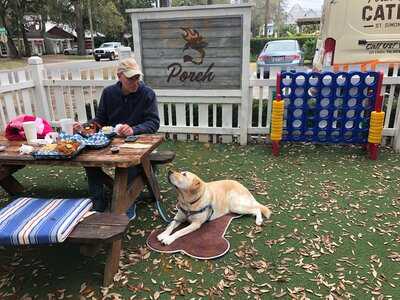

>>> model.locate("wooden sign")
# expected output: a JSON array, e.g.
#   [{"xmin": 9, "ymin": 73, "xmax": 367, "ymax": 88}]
[
  {"xmin": 139, "ymin": 17, "xmax": 242, "ymax": 89},
  {"xmin": 129, "ymin": 5, "xmax": 250, "ymax": 90},
  {"xmin": 128, "ymin": 4, "xmax": 252, "ymax": 145}
]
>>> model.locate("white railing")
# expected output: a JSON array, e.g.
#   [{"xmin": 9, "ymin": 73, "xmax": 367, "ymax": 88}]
[
  {"xmin": 1, "ymin": 57, "xmax": 400, "ymax": 151},
  {"xmin": 42, "ymin": 60, "xmax": 118, "ymax": 123},
  {"xmin": 0, "ymin": 66, "xmax": 35, "ymax": 126}
]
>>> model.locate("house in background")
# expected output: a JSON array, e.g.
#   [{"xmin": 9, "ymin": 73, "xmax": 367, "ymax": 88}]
[
  {"xmin": 24, "ymin": 30, "xmax": 45, "ymax": 55},
  {"xmin": 1, "ymin": 24, "xmax": 76, "ymax": 57},
  {"xmin": 296, "ymin": 16, "xmax": 321, "ymax": 34},
  {"xmin": 259, "ymin": 3, "xmax": 321, "ymax": 37},
  {"xmin": 1, "ymin": 17, "xmax": 103, "ymax": 57},
  {"xmin": 45, "ymin": 25, "xmax": 76, "ymax": 54},
  {"xmin": 286, "ymin": 3, "xmax": 320, "ymax": 25},
  {"xmin": 258, "ymin": 23, "xmax": 274, "ymax": 37},
  {"xmin": 287, "ymin": 3, "xmax": 321, "ymax": 34},
  {"xmin": 21, "ymin": 25, "xmax": 76, "ymax": 55}
]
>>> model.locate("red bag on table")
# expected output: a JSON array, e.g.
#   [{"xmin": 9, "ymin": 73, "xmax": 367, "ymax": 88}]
[{"xmin": 5, "ymin": 115, "xmax": 53, "ymax": 141}]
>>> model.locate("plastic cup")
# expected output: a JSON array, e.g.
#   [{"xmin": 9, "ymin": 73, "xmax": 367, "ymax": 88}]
[
  {"xmin": 59, "ymin": 118, "xmax": 74, "ymax": 135},
  {"xmin": 22, "ymin": 121, "xmax": 38, "ymax": 143}
]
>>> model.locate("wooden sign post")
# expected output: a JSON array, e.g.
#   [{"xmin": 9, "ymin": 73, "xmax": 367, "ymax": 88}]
[{"xmin": 128, "ymin": 4, "xmax": 252, "ymax": 145}]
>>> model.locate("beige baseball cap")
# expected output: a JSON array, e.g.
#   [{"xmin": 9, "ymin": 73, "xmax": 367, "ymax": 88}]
[{"xmin": 117, "ymin": 58, "xmax": 143, "ymax": 78}]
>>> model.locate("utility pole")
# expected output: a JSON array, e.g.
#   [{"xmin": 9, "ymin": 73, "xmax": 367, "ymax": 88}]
[
  {"xmin": 265, "ymin": 0, "xmax": 270, "ymax": 36},
  {"xmin": 74, "ymin": 0, "xmax": 85, "ymax": 55},
  {"xmin": 276, "ymin": 0, "xmax": 281, "ymax": 37},
  {"xmin": 159, "ymin": 0, "xmax": 170, "ymax": 7},
  {"xmin": 88, "ymin": 0, "xmax": 95, "ymax": 52}
]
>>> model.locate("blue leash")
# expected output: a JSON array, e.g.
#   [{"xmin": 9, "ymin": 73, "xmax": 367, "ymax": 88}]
[
  {"xmin": 126, "ymin": 199, "xmax": 142, "ymax": 221},
  {"xmin": 126, "ymin": 198, "xmax": 171, "ymax": 223},
  {"xmin": 155, "ymin": 199, "xmax": 171, "ymax": 223}
]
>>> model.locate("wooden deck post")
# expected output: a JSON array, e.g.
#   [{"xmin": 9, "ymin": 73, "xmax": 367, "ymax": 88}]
[
  {"xmin": 28, "ymin": 56, "xmax": 51, "ymax": 121},
  {"xmin": 239, "ymin": 7, "xmax": 251, "ymax": 146}
]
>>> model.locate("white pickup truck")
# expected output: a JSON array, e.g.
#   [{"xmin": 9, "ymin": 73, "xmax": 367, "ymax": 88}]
[{"xmin": 93, "ymin": 42, "xmax": 121, "ymax": 61}]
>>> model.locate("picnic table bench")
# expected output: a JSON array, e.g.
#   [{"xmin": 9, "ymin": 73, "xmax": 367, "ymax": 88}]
[{"xmin": 0, "ymin": 134, "xmax": 166, "ymax": 286}]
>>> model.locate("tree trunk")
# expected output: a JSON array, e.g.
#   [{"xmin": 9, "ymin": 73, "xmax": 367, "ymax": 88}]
[
  {"xmin": 74, "ymin": 0, "xmax": 86, "ymax": 56},
  {"xmin": 20, "ymin": 22, "xmax": 31, "ymax": 57},
  {"xmin": 5, "ymin": 27, "xmax": 19, "ymax": 58},
  {"xmin": 87, "ymin": 0, "xmax": 95, "ymax": 52},
  {"xmin": 118, "ymin": 0, "xmax": 127, "ymax": 43},
  {"xmin": 159, "ymin": 0, "xmax": 169, "ymax": 7},
  {"xmin": 14, "ymin": 0, "xmax": 31, "ymax": 57},
  {"xmin": 40, "ymin": 1, "xmax": 53, "ymax": 54},
  {"xmin": 7, "ymin": 38, "xmax": 19, "ymax": 58},
  {"xmin": 15, "ymin": 14, "xmax": 24, "ymax": 56},
  {"xmin": 275, "ymin": 0, "xmax": 281, "ymax": 37},
  {"xmin": 264, "ymin": 0, "xmax": 270, "ymax": 36}
]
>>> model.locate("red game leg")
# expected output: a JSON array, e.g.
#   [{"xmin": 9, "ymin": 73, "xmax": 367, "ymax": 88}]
[
  {"xmin": 272, "ymin": 141, "xmax": 280, "ymax": 156},
  {"xmin": 368, "ymin": 142, "xmax": 378, "ymax": 160}
]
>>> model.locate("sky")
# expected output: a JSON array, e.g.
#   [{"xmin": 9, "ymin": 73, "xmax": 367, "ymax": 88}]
[{"xmin": 286, "ymin": 0, "xmax": 324, "ymax": 11}]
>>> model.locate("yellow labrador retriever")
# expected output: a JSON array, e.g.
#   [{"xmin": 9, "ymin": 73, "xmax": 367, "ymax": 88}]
[{"xmin": 157, "ymin": 170, "xmax": 272, "ymax": 245}]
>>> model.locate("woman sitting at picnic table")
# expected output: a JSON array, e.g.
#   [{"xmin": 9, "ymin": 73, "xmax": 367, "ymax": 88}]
[{"xmin": 73, "ymin": 58, "xmax": 160, "ymax": 212}]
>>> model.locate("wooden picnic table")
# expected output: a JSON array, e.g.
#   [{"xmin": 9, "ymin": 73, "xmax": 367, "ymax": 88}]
[{"xmin": 0, "ymin": 134, "xmax": 164, "ymax": 286}]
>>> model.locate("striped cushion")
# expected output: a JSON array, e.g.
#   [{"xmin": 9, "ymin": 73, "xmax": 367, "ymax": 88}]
[{"xmin": 0, "ymin": 198, "xmax": 93, "ymax": 246}]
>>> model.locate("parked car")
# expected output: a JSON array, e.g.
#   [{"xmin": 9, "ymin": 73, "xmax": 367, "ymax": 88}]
[
  {"xmin": 63, "ymin": 46, "xmax": 92, "ymax": 55},
  {"xmin": 93, "ymin": 42, "xmax": 121, "ymax": 61},
  {"xmin": 313, "ymin": 0, "xmax": 400, "ymax": 70},
  {"xmin": 256, "ymin": 40, "xmax": 303, "ymax": 78}
]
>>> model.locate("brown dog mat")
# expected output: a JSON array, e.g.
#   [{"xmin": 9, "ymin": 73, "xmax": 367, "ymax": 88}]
[{"xmin": 147, "ymin": 214, "xmax": 241, "ymax": 260}]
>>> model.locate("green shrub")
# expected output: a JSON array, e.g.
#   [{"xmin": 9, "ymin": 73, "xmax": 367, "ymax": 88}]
[{"xmin": 302, "ymin": 38, "xmax": 317, "ymax": 61}]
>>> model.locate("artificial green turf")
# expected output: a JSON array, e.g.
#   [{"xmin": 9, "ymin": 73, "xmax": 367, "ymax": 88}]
[{"xmin": 0, "ymin": 141, "xmax": 399, "ymax": 299}]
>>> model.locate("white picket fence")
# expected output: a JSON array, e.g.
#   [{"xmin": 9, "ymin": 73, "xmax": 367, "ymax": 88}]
[{"xmin": 1, "ymin": 57, "xmax": 400, "ymax": 150}]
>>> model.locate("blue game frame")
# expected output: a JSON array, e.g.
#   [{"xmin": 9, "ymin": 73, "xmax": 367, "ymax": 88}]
[{"xmin": 279, "ymin": 71, "xmax": 381, "ymax": 144}]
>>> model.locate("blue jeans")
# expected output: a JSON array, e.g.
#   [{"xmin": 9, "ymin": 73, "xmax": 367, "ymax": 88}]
[{"xmin": 85, "ymin": 166, "xmax": 142, "ymax": 212}]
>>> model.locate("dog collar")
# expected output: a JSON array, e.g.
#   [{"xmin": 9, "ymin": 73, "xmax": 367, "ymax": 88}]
[
  {"xmin": 175, "ymin": 189, "xmax": 202, "ymax": 205},
  {"xmin": 178, "ymin": 204, "xmax": 213, "ymax": 222},
  {"xmin": 188, "ymin": 194, "xmax": 203, "ymax": 205}
]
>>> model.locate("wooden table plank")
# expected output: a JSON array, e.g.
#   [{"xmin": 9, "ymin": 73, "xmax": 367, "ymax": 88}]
[
  {"xmin": 0, "ymin": 165, "xmax": 25, "ymax": 181},
  {"xmin": 0, "ymin": 135, "xmax": 163, "ymax": 168},
  {"xmin": 104, "ymin": 240, "xmax": 122, "ymax": 286},
  {"xmin": 0, "ymin": 165, "xmax": 25, "ymax": 195},
  {"xmin": 127, "ymin": 175, "xmax": 145, "ymax": 207},
  {"xmin": 142, "ymin": 155, "xmax": 161, "ymax": 203},
  {"xmin": 0, "ymin": 175, "xmax": 24, "ymax": 195},
  {"xmin": 68, "ymin": 213, "xmax": 129, "ymax": 243},
  {"xmin": 111, "ymin": 167, "xmax": 128, "ymax": 214}
]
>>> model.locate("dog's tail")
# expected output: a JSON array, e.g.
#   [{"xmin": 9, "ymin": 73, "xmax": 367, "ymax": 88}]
[{"xmin": 259, "ymin": 205, "xmax": 272, "ymax": 219}]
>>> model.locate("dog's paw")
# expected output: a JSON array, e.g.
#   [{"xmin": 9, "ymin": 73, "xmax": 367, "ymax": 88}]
[
  {"xmin": 161, "ymin": 235, "xmax": 176, "ymax": 246},
  {"xmin": 157, "ymin": 232, "xmax": 168, "ymax": 242},
  {"xmin": 256, "ymin": 218, "xmax": 263, "ymax": 226}
]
